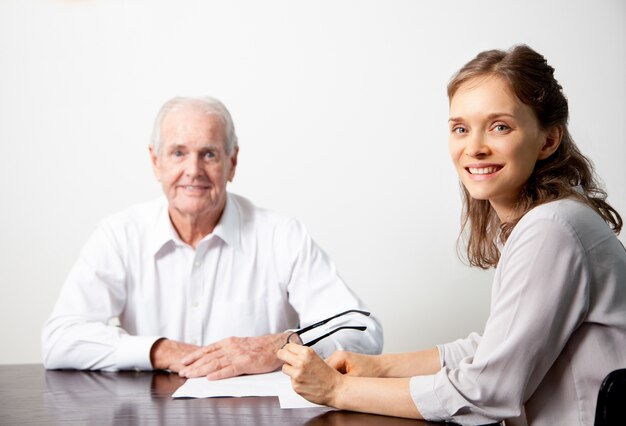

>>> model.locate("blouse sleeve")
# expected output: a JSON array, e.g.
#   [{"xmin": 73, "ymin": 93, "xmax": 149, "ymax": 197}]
[
  {"xmin": 438, "ymin": 332, "xmax": 482, "ymax": 370},
  {"xmin": 410, "ymin": 213, "xmax": 590, "ymax": 424}
]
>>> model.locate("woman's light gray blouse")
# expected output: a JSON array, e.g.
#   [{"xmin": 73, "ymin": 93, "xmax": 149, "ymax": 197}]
[{"xmin": 410, "ymin": 199, "xmax": 626, "ymax": 425}]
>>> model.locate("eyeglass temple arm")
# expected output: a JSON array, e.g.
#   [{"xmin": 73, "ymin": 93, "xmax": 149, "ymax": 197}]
[
  {"xmin": 294, "ymin": 309, "xmax": 371, "ymax": 336},
  {"xmin": 303, "ymin": 326, "xmax": 367, "ymax": 347}
]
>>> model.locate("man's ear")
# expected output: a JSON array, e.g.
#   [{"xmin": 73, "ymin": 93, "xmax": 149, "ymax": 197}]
[
  {"xmin": 538, "ymin": 125, "xmax": 563, "ymax": 160},
  {"xmin": 149, "ymin": 145, "xmax": 162, "ymax": 181},
  {"xmin": 227, "ymin": 146, "xmax": 239, "ymax": 182}
]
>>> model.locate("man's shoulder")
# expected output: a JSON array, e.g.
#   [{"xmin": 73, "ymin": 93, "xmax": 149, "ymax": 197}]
[
  {"xmin": 227, "ymin": 193, "xmax": 310, "ymax": 245},
  {"xmin": 100, "ymin": 197, "xmax": 166, "ymax": 234},
  {"xmin": 229, "ymin": 193, "xmax": 297, "ymax": 227}
]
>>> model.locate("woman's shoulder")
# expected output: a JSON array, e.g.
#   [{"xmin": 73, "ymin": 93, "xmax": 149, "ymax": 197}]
[
  {"xmin": 513, "ymin": 198, "xmax": 616, "ymax": 249},
  {"xmin": 522, "ymin": 198, "xmax": 603, "ymax": 226}
]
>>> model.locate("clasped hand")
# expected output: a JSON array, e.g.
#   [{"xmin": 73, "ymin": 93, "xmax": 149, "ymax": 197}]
[
  {"xmin": 277, "ymin": 344, "xmax": 380, "ymax": 406},
  {"xmin": 150, "ymin": 333, "xmax": 290, "ymax": 380}
]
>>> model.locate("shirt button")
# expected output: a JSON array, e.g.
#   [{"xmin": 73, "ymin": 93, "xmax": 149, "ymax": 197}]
[
  {"xmin": 190, "ymin": 339, "xmax": 198, "ymax": 345},
  {"xmin": 194, "ymin": 261, "xmax": 201, "ymax": 267},
  {"xmin": 191, "ymin": 301, "xmax": 199, "ymax": 308}
]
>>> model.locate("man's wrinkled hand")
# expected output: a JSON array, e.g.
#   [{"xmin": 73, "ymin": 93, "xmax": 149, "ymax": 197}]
[
  {"xmin": 150, "ymin": 338, "xmax": 201, "ymax": 373},
  {"xmin": 178, "ymin": 332, "xmax": 292, "ymax": 380}
]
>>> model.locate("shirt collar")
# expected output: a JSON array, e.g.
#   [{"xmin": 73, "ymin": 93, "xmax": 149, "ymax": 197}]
[
  {"xmin": 147, "ymin": 197, "xmax": 178, "ymax": 257},
  {"xmin": 149, "ymin": 193, "xmax": 241, "ymax": 257},
  {"xmin": 211, "ymin": 193, "xmax": 241, "ymax": 251}
]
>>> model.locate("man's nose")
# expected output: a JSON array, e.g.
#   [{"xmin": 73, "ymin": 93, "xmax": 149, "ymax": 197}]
[{"xmin": 184, "ymin": 154, "xmax": 203, "ymax": 176}]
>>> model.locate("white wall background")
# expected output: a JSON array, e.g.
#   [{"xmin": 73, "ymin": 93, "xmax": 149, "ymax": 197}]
[{"xmin": 0, "ymin": 0, "xmax": 624, "ymax": 364}]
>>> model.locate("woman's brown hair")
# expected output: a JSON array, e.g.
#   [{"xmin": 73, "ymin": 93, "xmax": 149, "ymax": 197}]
[{"xmin": 448, "ymin": 45, "xmax": 622, "ymax": 269}]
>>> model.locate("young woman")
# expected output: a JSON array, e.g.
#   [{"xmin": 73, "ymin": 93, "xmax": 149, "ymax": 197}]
[{"xmin": 277, "ymin": 45, "xmax": 626, "ymax": 425}]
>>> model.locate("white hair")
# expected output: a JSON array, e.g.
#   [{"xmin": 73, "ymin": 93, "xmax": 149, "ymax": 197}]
[{"xmin": 150, "ymin": 96, "xmax": 238, "ymax": 155}]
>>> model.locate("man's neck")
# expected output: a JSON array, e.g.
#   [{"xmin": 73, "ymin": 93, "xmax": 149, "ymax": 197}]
[{"xmin": 169, "ymin": 208, "xmax": 224, "ymax": 249}]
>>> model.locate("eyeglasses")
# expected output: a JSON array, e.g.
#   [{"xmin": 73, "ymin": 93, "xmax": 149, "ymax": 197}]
[{"xmin": 284, "ymin": 309, "xmax": 370, "ymax": 347}]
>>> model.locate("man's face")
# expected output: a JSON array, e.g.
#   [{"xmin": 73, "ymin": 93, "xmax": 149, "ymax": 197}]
[{"xmin": 150, "ymin": 104, "xmax": 238, "ymax": 223}]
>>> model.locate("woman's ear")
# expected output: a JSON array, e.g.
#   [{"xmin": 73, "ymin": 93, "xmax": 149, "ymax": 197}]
[{"xmin": 538, "ymin": 125, "xmax": 563, "ymax": 160}]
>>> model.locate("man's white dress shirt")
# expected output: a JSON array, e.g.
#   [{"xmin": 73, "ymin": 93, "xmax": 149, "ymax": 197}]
[
  {"xmin": 42, "ymin": 193, "xmax": 383, "ymax": 371},
  {"xmin": 410, "ymin": 199, "xmax": 626, "ymax": 425}
]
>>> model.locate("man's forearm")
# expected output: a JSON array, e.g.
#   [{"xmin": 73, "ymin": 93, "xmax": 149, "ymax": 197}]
[{"xmin": 42, "ymin": 320, "xmax": 159, "ymax": 371}]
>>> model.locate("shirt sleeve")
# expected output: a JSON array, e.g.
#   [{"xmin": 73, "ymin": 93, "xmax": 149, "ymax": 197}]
[
  {"xmin": 410, "ymin": 214, "xmax": 590, "ymax": 424},
  {"xmin": 41, "ymin": 220, "xmax": 161, "ymax": 371},
  {"xmin": 276, "ymin": 219, "xmax": 383, "ymax": 357},
  {"xmin": 438, "ymin": 332, "xmax": 482, "ymax": 369}
]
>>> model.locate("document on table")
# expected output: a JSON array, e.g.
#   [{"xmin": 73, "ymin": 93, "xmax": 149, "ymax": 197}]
[{"xmin": 171, "ymin": 371, "xmax": 326, "ymax": 409}]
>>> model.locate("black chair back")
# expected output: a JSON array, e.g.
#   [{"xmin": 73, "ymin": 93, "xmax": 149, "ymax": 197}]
[{"xmin": 595, "ymin": 368, "xmax": 626, "ymax": 426}]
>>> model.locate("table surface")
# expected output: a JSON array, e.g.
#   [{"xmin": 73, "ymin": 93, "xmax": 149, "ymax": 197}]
[{"xmin": 0, "ymin": 364, "xmax": 444, "ymax": 425}]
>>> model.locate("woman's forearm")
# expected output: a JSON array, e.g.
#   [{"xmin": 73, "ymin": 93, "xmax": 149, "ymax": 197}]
[
  {"xmin": 376, "ymin": 347, "xmax": 441, "ymax": 377},
  {"xmin": 333, "ymin": 376, "xmax": 423, "ymax": 419}
]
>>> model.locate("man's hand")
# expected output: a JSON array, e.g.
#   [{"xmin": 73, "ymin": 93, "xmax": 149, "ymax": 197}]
[
  {"xmin": 150, "ymin": 338, "xmax": 201, "ymax": 372},
  {"xmin": 178, "ymin": 332, "xmax": 293, "ymax": 380}
]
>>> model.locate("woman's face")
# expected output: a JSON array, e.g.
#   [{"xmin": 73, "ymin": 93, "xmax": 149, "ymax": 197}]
[{"xmin": 448, "ymin": 75, "xmax": 556, "ymax": 221}]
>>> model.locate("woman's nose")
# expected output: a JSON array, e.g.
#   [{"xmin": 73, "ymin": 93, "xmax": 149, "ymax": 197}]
[{"xmin": 465, "ymin": 133, "xmax": 490, "ymax": 157}]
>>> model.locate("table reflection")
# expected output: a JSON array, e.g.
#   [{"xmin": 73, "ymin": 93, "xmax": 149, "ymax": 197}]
[
  {"xmin": 41, "ymin": 369, "xmax": 438, "ymax": 425},
  {"xmin": 307, "ymin": 410, "xmax": 443, "ymax": 426},
  {"xmin": 42, "ymin": 369, "xmax": 329, "ymax": 425}
]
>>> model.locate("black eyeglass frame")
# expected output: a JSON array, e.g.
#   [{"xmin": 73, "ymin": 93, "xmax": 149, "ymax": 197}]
[{"xmin": 285, "ymin": 309, "xmax": 370, "ymax": 347}]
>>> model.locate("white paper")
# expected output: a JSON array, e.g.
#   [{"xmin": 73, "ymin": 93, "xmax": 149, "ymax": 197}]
[
  {"xmin": 277, "ymin": 389, "xmax": 323, "ymax": 409},
  {"xmin": 172, "ymin": 371, "xmax": 325, "ymax": 409},
  {"xmin": 172, "ymin": 371, "xmax": 280, "ymax": 398}
]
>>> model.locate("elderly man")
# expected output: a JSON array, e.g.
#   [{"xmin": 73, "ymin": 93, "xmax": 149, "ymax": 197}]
[{"xmin": 42, "ymin": 96, "xmax": 382, "ymax": 379}]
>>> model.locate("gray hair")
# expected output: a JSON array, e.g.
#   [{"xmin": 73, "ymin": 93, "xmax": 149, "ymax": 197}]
[{"xmin": 150, "ymin": 96, "xmax": 238, "ymax": 155}]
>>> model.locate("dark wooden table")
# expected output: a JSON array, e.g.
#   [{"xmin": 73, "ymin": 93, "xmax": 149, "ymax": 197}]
[{"xmin": 0, "ymin": 365, "xmax": 443, "ymax": 425}]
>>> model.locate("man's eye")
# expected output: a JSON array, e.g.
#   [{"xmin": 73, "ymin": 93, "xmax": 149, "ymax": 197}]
[
  {"xmin": 173, "ymin": 150, "xmax": 184, "ymax": 157},
  {"xmin": 204, "ymin": 151, "xmax": 216, "ymax": 159}
]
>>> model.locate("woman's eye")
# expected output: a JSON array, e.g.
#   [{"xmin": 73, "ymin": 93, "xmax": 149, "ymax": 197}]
[
  {"xmin": 494, "ymin": 124, "xmax": 509, "ymax": 132},
  {"xmin": 453, "ymin": 126, "xmax": 467, "ymax": 134}
]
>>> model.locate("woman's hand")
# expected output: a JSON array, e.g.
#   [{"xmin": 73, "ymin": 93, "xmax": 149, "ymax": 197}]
[
  {"xmin": 277, "ymin": 343, "xmax": 344, "ymax": 407},
  {"xmin": 278, "ymin": 344, "xmax": 423, "ymax": 419},
  {"xmin": 326, "ymin": 350, "xmax": 384, "ymax": 377}
]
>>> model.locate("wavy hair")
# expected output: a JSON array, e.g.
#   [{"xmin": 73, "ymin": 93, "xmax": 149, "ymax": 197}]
[{"xmin": 448, "ymin": 45, "xmax": 622, "ymax": 269}]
